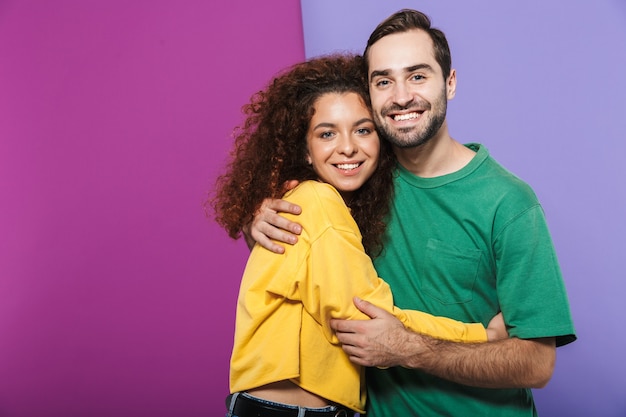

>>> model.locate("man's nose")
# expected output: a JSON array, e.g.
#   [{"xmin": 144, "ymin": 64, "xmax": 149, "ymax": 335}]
[{"xmin": 392, "ymin": 81, "xmax": 413, "ymax": 107}]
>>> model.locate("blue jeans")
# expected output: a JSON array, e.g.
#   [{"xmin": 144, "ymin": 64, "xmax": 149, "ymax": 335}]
[{"xmin": 225, "ymin": 392, "xmax": 342, "ymax": 417}]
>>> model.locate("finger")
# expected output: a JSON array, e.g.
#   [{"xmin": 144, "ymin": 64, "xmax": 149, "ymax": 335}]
[
  {"xmin": 251, "ymin": 207, "xmax": 299, "ymax": 242},
  {"xmin": 353, "ymin": 297, "xmax": 386, "ymax": 319},
  {"xmin": 343, "ymin": 350, "xmax": 370, "ymax": 367},
  {"xmin": 348, "ymin": 356, "xmax": 369, "ymax": 367},
  {"xmin": 339, "ymin": 343, "xmax": 361, "ymax": 356},
  {"xmin": 330, "ymin": 318, "xmax": 358, "ymax": 334},
  {"xmin": 250, "ymin": 228, "xmax": 285, "ymax": 254},
  {"xmin": 255, "ymin": 217, "xmax": 299, "ymax": 245},
  {"xmin": 329, "ymin": 318, "xmax": 344, "ymax": 332},
  {"xmin": 265, "ymin": 212, "xmax": 302, "ymax": 237},
  {"xmin": 281, "ymin": 180, "xmax": 300, "ymax": 193},
  {"xmin": 264, "ymin": 198, "xmax": 302, "ymax": 217}
]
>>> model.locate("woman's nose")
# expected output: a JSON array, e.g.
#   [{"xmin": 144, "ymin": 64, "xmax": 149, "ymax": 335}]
[{"xmin": 337, "ymin": 135, "xmax": 357, "ymax": 155}]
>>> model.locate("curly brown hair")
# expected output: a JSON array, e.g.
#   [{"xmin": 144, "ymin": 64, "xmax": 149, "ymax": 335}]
[{"xmin": 210, "ymin": 54, "xmax": 396, "ymax": 256}]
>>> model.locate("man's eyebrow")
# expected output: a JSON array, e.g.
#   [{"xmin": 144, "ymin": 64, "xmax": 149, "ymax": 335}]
[
  {"xmin": 406, "ymin": 63, "xmax": 434, "ymax": 73},
  {"xmin": 369, "ymin": 69, "xmax": 389, "ymax": 79},
  {"xmin": 370, "ymin": 64, "xmax": 435, "ymax": 79}
]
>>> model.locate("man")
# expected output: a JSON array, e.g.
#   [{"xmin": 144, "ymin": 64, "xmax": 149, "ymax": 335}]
[{"xmin": 247, "ymin": 9, "xmax": 576, "ymax": 416}]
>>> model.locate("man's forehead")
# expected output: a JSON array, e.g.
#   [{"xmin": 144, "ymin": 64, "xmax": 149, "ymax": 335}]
[
  {"xmin": 368, "ymin": 31, "xmax": 440, "ymax": 76},
  {"xmin": 367, "ymin": 30, "xmax": 437, "ymax": 73}
]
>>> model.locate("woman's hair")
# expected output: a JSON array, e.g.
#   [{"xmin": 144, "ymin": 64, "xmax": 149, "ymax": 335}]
[
  {"xmin": 210, "ymin": 53, "xmax": 395, "ymax": 256},
  {"xmin": 364, "ymin": 9, "xmax": 452, "ymax": 81}
]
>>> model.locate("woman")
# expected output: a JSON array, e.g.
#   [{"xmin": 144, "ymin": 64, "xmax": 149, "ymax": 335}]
[{"xmin": 211, "ymin": 54, "xmax": 504, "ymax": 416}]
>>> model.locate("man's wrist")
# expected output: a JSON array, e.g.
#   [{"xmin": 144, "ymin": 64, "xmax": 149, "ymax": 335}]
[{"xmin": 395, "ymin": 328, "xmax": 430, "ymax": 369}]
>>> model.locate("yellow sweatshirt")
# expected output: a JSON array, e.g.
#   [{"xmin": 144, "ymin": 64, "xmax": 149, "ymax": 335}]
[{"xmin": 229, "ymin": 181, "xmax": 487, "ymax": 413}]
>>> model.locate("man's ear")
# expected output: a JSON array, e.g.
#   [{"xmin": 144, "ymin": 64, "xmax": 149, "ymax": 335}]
[{"xmin": 447, "ymin": 69, "xmax": 457, "ymax": 100}]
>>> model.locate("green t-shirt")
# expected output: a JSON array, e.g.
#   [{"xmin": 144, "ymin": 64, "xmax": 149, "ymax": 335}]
[{"xmin": 368, "ymin": 144, "xmax": 576, "ymax": 417}]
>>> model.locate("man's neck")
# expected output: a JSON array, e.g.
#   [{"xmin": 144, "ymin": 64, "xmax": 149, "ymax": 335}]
[{"xmin": 394, "ymin": 133, "xmax": 476, "ymax": 178}]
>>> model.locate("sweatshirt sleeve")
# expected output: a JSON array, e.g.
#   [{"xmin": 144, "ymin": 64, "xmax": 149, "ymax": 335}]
[{"xmin": 294, "ymin": 184, "xmax": 488, "ymax": 344}]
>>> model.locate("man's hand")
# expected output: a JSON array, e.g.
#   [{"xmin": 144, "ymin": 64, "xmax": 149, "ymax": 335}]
[
  {"xmin": 330, "ymin": 297, "xmax": 410, "ymax": 368},
  {"xmin": 243, "ymin": 180, "xmax": 303, "ymax": 253}
]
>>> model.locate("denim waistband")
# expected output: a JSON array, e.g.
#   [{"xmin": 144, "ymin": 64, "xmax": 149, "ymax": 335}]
[{"xmin": 226, "ymin": 392, "xmax": 354, "ymax": 417}]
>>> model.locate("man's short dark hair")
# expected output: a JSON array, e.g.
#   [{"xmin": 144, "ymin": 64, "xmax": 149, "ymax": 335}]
[{"xmin": 364, "ymin": 9, "xmax": 452, "ymax": 80}]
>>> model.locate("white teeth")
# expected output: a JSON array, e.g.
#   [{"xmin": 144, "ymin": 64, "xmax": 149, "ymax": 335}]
[
  {"xmin": 393, "ymin": 112, "xmax": 419, "ymax": 121},
  {"xmin": 336, "ymin": 163, "xmax": 360, "ymax": 170}
]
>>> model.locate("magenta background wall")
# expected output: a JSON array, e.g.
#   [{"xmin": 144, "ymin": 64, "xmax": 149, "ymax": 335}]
[
  {"xmin": 0, "ymin": 1, "xmax": 304, "ymax": 415},
  {"xmin": 301, "ymin": 1, "xmax": 626, "ymax": 416}
]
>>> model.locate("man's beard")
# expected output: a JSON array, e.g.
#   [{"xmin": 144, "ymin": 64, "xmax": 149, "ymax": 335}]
[{"xmin": 375, "ymin": 92, "xmax": 447, "ymax": 149}]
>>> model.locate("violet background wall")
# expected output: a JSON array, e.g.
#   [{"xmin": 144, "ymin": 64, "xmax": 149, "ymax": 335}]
[
  {"xmin": 0, "ymin": 0, "xmax": 624, "ymax": 416},
  {"xmin": 302, "ymin": 1, "xmax": 626, "ymax": 416}
]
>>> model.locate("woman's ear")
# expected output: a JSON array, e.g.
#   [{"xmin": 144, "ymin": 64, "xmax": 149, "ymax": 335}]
[{"xmin": 306, "ymin": 154, "xmax": 312, "ymax": 165}]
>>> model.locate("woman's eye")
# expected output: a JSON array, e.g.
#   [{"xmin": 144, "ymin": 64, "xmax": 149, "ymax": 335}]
[
  {"xmin": 320, "ymin": 131, "xmax": 334, "ymax": 139},
  {"xmin": 356, "ymin": 128, "xmax": 371, "ymax": 135}
]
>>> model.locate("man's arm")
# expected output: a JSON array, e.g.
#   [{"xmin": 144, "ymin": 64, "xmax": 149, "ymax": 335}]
[{"xmin": 330, "ymin": 298, "xmax": 556, "ymax": 389}]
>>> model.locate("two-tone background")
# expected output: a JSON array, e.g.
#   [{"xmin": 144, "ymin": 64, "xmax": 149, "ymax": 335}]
[{"xmin": 1, "ymin": 1, "xmax": 625, "ymax": 415}]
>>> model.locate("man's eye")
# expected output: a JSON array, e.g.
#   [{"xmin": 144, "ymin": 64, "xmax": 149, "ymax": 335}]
[
  {"xmin": 411, "ymin": 74, "xmax": 425, "ymax": 81},
  {"xmin": 375, "ymin": 79, "xmax": 390, "ymax": 87}
]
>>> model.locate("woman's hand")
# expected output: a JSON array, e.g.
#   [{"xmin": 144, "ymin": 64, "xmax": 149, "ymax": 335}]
[{"xmin": 485, "ymin": 312, "xmax": 508, "ymax": 342}]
